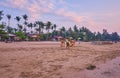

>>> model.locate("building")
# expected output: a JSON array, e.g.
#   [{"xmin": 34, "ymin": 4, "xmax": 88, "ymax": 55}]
[{"xmin": 27, "ymin": 34, "xmax": 40, "ymax": 41}]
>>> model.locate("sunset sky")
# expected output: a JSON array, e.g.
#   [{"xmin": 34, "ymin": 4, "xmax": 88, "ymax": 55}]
[{"xmin": 0, "ymin": 0, "xmax": 120, "ymax": 34}]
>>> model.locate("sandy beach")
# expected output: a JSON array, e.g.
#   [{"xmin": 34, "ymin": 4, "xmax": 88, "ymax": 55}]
[{"xmin": 0, "ymin": 41, "xmax": 120, "ymax": 78}]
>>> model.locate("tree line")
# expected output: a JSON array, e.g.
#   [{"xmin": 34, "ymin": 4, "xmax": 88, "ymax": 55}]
[{"xmin": 0, "ymin": 10, "xmax": 120, "ymax": 41}]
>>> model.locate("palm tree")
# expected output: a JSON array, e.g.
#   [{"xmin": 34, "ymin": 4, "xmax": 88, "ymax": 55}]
[
  {"xmin": 51, "ymin": 26, "xmax": 54, "ymax": 33},
  {"xmin": 46, "ymin": 21, "xmax": 52, "ymax": 40},
  {"xmin": 52, "ymin": 24, "xmax": 57, "ymax": 37},
  {"xmin": 0, "ymin": 22, "xmax": 5, "ymax": 30},
  {"xmin": 61, "ymin": 27, "xmax": 66, "ymax": 32},
  {"xmin": 18, "ymin": 24, "xmax": 23, "ymax": 31},
  {"xmin": 13, "ymin": 28, "xmax": 18, "ymax": 33},
  {"xmin": 68, "ymin": 27, "xmax": 72, "ymax": 33},
  {"xmin": 73, "ymin": 25, "xmax": 78, "ymax": 32},
  {"xmin": 15, "ymin": 16, "xmax": 21, "ymax": 25},
  {"xmin": 36, "ymin": 21, "xmax": 44, "ymax": 34},
  {"xmin": 51, "ymin": 24, "xmax": 57, "ymax": 37},
  {"xmin": 27, "ymin": 23, "xmax": 33, "ymax": 34},
  {"xmin": 6, "ymin": 26, "xmax": 13, "ymax": 33},
  {"xmin": 46, "ymin": 21, "xmax": 52, "ymax": 33},
  {"xmin": 0, "ymin": 22, "xmax": 6, "ymax": 34},
  {"xmin": 6, "ymin": 14, "xmax": 11, "ymax": 26},
  {"xmin": 0, "ymin": 10, "xmax": 4, "ymax": 21},
  {"xmin": 15, "ymin": 16, "xmax": 21, "ymax": 31},
  {"xmin": 60, "ymin": 26, "xmax": 66, "ymax": 37},
  {"xmin": 53, "ymin": 24, "xmax": 57, "ymax": 31},
  {"xmin": 40, "ymin": 22, "xmax": 44, "ymax": 33},
  {"xmin": 22, "ymin": 14, "xmax": 28, "ymax": 33}
]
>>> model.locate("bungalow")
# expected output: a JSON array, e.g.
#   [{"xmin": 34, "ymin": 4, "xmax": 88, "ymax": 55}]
[
  {"xmin": 8, "ymin": 33, "xmax": 16, "ymax": 41},
  {"xmin": 27, "ymin": 34, "xmax": 40, "ymax": 41}
]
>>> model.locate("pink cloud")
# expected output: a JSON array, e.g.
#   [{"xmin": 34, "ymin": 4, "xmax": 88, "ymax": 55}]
[
  {"xmin": 0, "ymin": 0, "xmax": 28, "ymax": 9},
  {"xmin": 6, "ymin": 0, "xmax": 28, "ymax": 9},
  {"xmin": 26, "ymin": 0, "xmax": 53, "ymax": 22},
  {"xmin": 48, "ymin": 2, "xmax": 54, "ymax": 9},
  {"xmin": 38, "ymin": 0, "xmax": 55, "ymax": 9},
  {"xmin": 55, "ymin": 8, "xmax": 95, "ymax": 26},
  {"xmin": 0, "ymin": 0, "xmax": 97, "ymax": 27},
  {"xmin": 55, "ymin": 9, "xmax": 81, "ymax": 23},
  {"xmin": 0, "ymin": 0, "xmax": 55, "ymax": 21}
]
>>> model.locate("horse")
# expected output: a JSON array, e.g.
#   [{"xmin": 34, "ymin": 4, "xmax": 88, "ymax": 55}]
[
  {"xmin": 60, "ymin": 38, "xmax": 75, "ymax": 48},
  {"xmin": 69, "ymin": 40, "xmax": 75, "ymax": 47},
  {"xmin": 60, "ymin": 38, "xmax": 65, "ymax": 47}
]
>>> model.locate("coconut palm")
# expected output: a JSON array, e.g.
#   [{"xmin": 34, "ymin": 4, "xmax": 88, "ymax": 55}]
[
  {"xmin": 52, "ymin": 24, "xmax": 57, "ymax": 37},
  {"xmin": 73, "ymin": 25, "xmax": 78, "ymax": 32},
  {"xmin": 18, "ymin": 24, "xmax": 23, "ymax": 31},
  {"xmin": 0, "ymin": 22, "xmax": 6, "ymax": 30},
  {"xmin": 46, "ymin": 21, "xmax": 52, "ymax": 40},
  {"xmin": 27, "ymin": 23, "xmax": 33, "ymax": 34},
  {"xmin": 6, "ymin": 14, "xmax": 12, "ymax": 33},
  {"xmin": 0, "ymin": 10, "xmax": 4, "ymax": 21},
  {"xmin": 53, "ymin": 24, "xmax": 57, "ymax": 31},
  {"xmin": 46, "ymin": 21, "xmax": 52, "ymax": 33},
  {"xmin": 22, "ymin": 14, "xmax": 28, "ymax": 33},
  {"xmin": 6, "ymin": 26, "xmax": 13, "ymax": 33},
  {"xmin": 15, "ymin": 16, "xmax": 22, "ymax": 31},
  {"xmin": 61, "ymin": 26, "xmax": 66, "ymax": 32},
  {"xmin": 13, "ymin": 28, "xmax": 18, "ymax": 33},
  {"xmin": 0, "ymin": 22, "xmax": 6, "ymax": 34},
  {"xmin": 36, "ymin": 21, "xmax": 44, "ymax": 34},
  {"xmin": 40, "ymin": 21, "xmax": 44, "ymax": 33},
  {"xmin": 15, "ymin": 16, "xmax": 21, "ymax": 25},
  {"xmin": 68, "ymin": 27, "xmax": 73, "ymax": 35},
  {"xmin": 6, "ymin": 14, "xmax": 11, "ymax": 26},
  {"xmin": 60, "ymin": 26, "xmax": 66, "ymax": 37},
  {"xmin": 51, "ymin": 26, "xmax": 54, "ymax": 33}
]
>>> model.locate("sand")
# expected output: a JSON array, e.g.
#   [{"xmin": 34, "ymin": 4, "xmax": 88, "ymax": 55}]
[{"xmin": 0, "ymin": 41, "xmax": 120, "ymax": 78}]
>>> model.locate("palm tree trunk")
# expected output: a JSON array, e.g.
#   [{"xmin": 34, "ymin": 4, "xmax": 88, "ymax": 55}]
[
  {"xmin": 47, "ymin": 29, "xmax": 50, "ymax": 40},
  {"xmin": 31, "ymin": 27, "xmax": 32, "ymax": 34},
  {"xmin": 39, "ymin": 26, "xmax": 41, "ymax": 35},
  {"xmin": 8, "ymin": 20, "xmax": 10, "ymax": 27},
  {"xmin": 42, "ymin": 28, "xmax": 43, "ymax": 34},
  {"xmin": 24, "ymin": 20, "xmax": 27, "ymax": 34}
]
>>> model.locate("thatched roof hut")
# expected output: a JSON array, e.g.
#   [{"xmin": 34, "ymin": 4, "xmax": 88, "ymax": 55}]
[{"xmin": 27, "ymin": 34, "xmax": 40, "ymax": 41}]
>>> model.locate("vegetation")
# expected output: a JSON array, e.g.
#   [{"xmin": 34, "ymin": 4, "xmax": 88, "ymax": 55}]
[
  {"xmin": 0, "ymin": 10, "xmax": 120, "ymax": 41},
  {"xmin": 15, "ymin": 31, "xmax": 26, "ymax": 40}
]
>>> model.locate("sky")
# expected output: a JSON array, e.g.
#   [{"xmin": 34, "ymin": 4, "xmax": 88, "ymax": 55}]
[{"xmin": 0, "ymin": 0, "xmax": 120, "ymax": 34}]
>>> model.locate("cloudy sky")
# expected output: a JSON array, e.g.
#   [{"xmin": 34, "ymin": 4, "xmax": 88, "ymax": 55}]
[{"xmin": 0, "ymin": 0, "xmax": 120, "ymax": 34}]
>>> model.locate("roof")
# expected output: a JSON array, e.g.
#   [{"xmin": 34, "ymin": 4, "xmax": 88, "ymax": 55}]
[
  {"xmin": 31, "ymin": 35, "xmax": 38, "ymax": 38},
  {"xmin": 27, "ymin": 34, "xmax": 39, "ymax": 38},
  {"xmin": 8, "ymin": 33, "xmax": 16, "ymax": 37}
]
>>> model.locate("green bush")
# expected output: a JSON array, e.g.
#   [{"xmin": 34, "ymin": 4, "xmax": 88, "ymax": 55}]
[
  {"xmin": 2, "ymin": 34, "xmax": 8, "ymax": 39},
  {"xmin": 15, "ymin": 31, "xmax": 26, "ymax": 40}
]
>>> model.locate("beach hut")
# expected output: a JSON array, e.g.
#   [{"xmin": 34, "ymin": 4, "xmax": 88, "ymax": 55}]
[
  {"xmin": 8, "ymin": 33, "xmax": 16, "ymax": 41},
  {"xmin": 57, "ymin": 36, "xmax": 64, "ymax": 41},
  {"xmin": 52, "ymin": 36, "xmax": 64, "ymax": 41},
  {"xmin": 14, "ymin": 36, "xmax": 21, "ymax": 41},
  {"xmin": 27, "ymin": 34, "xmax": 40, "ymax": 41}
]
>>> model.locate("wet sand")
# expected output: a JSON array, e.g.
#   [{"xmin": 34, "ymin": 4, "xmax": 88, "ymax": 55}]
[{"xmin": 0, "ymin": 41, "xmax": 120, "ymax": 78}]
